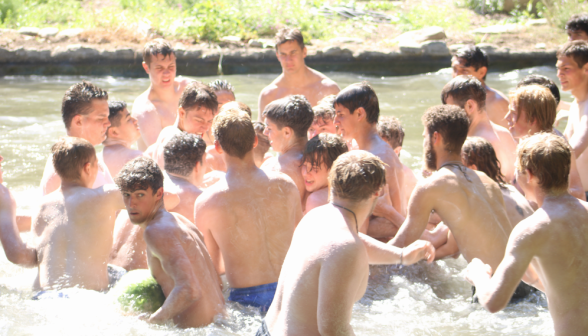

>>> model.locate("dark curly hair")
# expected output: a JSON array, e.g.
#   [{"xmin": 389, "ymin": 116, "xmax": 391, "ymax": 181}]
[
  {"xmin": 377, "ymin": 116, "xmax": 405, "ymax": 149},
  {"xmin": 115, "ymin": 157, "xmax": 163, "ymax": 194},
  {"xmin": 164, "ymin": 132, "xmax": 207, "ymax": 177},
  {"xmin": 62, "ymin": 81, "xmax": 108, "ymax": 129},
  {"xmin": 263, "ymin": 94, "xmax": 314, "ymax": 138},
  {"xmin": 302, "ymin": 133, "xmax": 349, "ymax": 170},
  {"xmin": 422, "ymin": 105, "xmax": 470, "ymax": 153}
]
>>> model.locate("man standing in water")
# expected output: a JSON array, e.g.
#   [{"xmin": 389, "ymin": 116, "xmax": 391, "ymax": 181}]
[
  {"xmin": 116, "ymin": 157, "xmax": 225, "ymax": 328},
  {"xmin": 102, "ymin": 101, "xmax": 142, "ymax": 177},
  {"xmin": 195, "ymin": 110, "xmax": 302, "ymax": 311},
  {"xmin": 132, "ymin": 39, "xmax": 191, "ymax": 150},
  {"xmin": 40, "ymin": 81, "xmax": 113, "ymax": 195},
  {"xmin": 261, "ymin": 150, "xmax": 435, "ymax": 336},
  {"xmin": 451, "ymin": 45, "xmax": 510, "ymax": 128},
  {"xmin": 466, "ymin": 133, "xmax": 588, "ymax": 335},
  {"xmin": 258, "ymin": 28, "xmax": 340, "ymax": 118}
]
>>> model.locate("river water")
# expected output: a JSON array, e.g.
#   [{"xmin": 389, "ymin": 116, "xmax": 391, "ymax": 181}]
[{"xmin": 0, "ymin": 67, "xmax": 566, "ymax": 335}]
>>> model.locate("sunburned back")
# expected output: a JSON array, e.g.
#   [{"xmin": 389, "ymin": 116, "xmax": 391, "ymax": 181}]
[
  {"xmin": 500, "ymin": 185, "xmax": 534, "ymax": 226},
  {"xmin": 433, "ymin": 168, "xmax": 512, "ymax": 269},
  {"xmin": 147, "ymin": 212, "xmax": 224, "ymax": 328},
  {"xmin": 200, "ymin": 170, "xmax": 299, "ymax": 288},
  {"xmin": 34, "ymin": 187, "xmax": 117, "ymax": 291},
  {"xmin": 530, "ymin": 198, "xmax": 588, "ymax": 335}
]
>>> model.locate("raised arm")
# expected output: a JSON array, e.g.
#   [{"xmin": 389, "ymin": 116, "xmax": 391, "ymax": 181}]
[
  {"xmin": 144, "ymin": 225, "xmax": 202, "ymax": 324},
  {"xmin": 0, "ymin": 186, "xmax": 37, "ymax": 267},
  {"xmin": 390, "ymin": 182, "xmax": 435, "ymax": 248},
  {"xmin": 359, "ymin": 233, "xmax": 434, "ymax": 265}
]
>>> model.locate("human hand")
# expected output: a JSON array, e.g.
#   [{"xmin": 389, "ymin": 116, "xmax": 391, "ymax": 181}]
[
  {"xmin": 464, "ymin": 258, "xmax": 492, "ymax": 285},
  {"xmin": 401, "ymin": 240, "xmax": 435, "ymax": 265}
]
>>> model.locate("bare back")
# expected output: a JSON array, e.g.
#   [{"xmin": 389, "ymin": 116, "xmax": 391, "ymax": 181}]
[
  {"xmin": 109, "ymin": 211, "xmax": 148, "ymax": 271},
  {"xmin": 367, "ymin": 137, "xmax": 406, "ymax": 216},
  {"xmin": 195, "ymin": 169, "xmax": 301, "ymax": 288},
  {"xmin": 485, "ymin": 86, "xmax": 510, "ymax": 129},
  {"xmin": 102, "ymin": 145, "xmax": 142, "ymax": 178},
  {"xmin": 469, "ymin": 123, "xmax": 517, "ymax": 183},
  {"xmin": 501, "ymin": 184, "xmax": 534, "ymax": 226},
  {"xmin": 261, "ymin": 149, "xmax": 307, "ymax": 206},
  {"xmin": 165, "ymin": 174, "xmax": 202, "ymax": 223}
]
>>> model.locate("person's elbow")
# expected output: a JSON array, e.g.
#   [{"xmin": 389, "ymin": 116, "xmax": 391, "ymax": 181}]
[
  {"xmin": 5, "ymin": 247, "xmax": 36, "ymax": 267},
  {"xmin": 478, "ymin": 291, "xmax": 508, "ymax": 314},
  {"xmin": 179, "ymin": 283, "xmax": 202, "ymax": 304}
]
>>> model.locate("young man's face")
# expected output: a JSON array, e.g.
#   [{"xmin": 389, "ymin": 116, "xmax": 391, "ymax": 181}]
[
  {"xmin": 276, "ymin": 41, "xmax": 307, "ymax": 74},
  {"xmin": 556, "ymin": 55, "xmax": 588, "ymax": 92},
  {"xmin": 333, "ymin": 104, "xmax": 357, "ymax": 141},
  {"xmin": 145, "ymin": 54, "xmax": 177, "ymax": 88},
  {"xmin": 182, "ymin": 107, "xmax": 215, "ymax": 136},
  {"xmin": 307, "ymin": 117, "xmax": 337, "ymax": 139},
  {"xmin": 111, "ymin": 108, "xmax": 141, "ymax": 143},
  {"xmin": 301, "ymin": 160, "xmax": 329, "ymax": 193},
  {"xmin": 505, "ymin": 102, "xmax": 533, "ymax": 139},
  {"xmin": 80, "ymin": 99, "xmax": 111, "ymax": 146},
  {"xmin": 216, "ymin": 90, "xmax": 236, "ymax": 109},
  {"xmin": 264, "ymin": 118, "xmax": 286, "ymax": 153},
  {"xmin": 568, "ymin": 29, "xmax": 588, "ymax": 42},
  {"xmin": 122, "ymin": 186, "xmax": 162, "ymax": 224},
  {"xmin": 451, "ymin": 57, "xmax": 486, "ymax": 82}
]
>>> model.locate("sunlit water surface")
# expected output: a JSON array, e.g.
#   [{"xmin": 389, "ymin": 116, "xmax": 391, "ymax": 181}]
[{"xmin": 0, "ymin": 67, "xmax": 566, "ymax": 335}]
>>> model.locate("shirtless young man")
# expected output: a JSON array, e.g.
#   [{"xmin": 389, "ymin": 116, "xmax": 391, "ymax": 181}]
[
  {"xmin": 462, "ymin": 137, "xmax": 534, "ymax": 226},
  {"xmin": 257, "ymin": 28, "xmax": 340, "ymax": 118},
  {"xmin": 261, "ymin": 95, "xmax": 314, "ymax": 206},
  {"xmin": 377, "ymin": 116, "xmax": 418, "ymax": 204},
  {"xmin": 115, "ymin": 157, "xmax": 225, "ymax": 328},
  {"xmin": 145, "ymin": 82, "xmax": 217, "ymax": 169},
  {"xmin": 32, "ymin": 137, "xmax": 125, "ymax": 294},
  {"xmin": 566, "ymin": 14, "xmax": 588, "ymax": 42},
  {"xmin": 260, "ymin": 151, "xmax": 435, "ymax": 336},
  {"xmin": 442, "ymin": 75, "xmax": 518, "ymax": 183},
  {"xmin": 301, "ymin": 133, "xmax": 348, "ymax": 214},
  {"xmin": 194, "ymin": 111, "xmax": 302, "ymax": 311},
  {"xmin": 333, "ymin": 82, "xmax": 406, "ymax": 237},
  {"xmin": 451, "ymin": 45, "xmax": 510, "ymax": 128},
  {"xmin": 40, "ymin": 81, "xmax": 114, "ymax": 195},
  {"xmin": 102, "ymin": 101, "xmax": 142, "ymax": 177},
  {"xmin": 557, "ymin": 41, "xmax": 588, "ymax": 199},
  {"xmin": 465, "ymin": 133, "xmax": 588, "ymax": 335},
  {"xmin": 506, "ymin": 84, "xmax": 585, "ymax": 200},
  {"xmin": 132, "ymin": 39, "xmax": 191, "ymax": 151},
  {"xmin": 209, "ymin": 79, "xmax": 236, "ymax": 109},
  {"xmin": 307, "ymin": 96, "xmax": 337, "ymax": 139}
]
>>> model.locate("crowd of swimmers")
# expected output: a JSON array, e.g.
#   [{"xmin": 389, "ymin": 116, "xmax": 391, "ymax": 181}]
[{"xmin": 3, "ymin": 14, "xmax": 588, "ymax": 335}]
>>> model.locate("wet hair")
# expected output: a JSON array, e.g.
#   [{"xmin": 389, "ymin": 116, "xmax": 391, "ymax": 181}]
[
  {"xmin": 208, "ymin": 79, "xmax": 235, "ymax": 94},
  {"xmin": 422, "ymin": 105, "xmax": 470, "ymax": 153},
  {"xmin": 329, "ymin": 150, "xmax": 387, "ymax": 202},
  {"xmin": 51, "ymin": 137, "xmax": 96, "ymax": 180},
  {"xmin": 107, "ymin": 101, "xmax": 127, "ymax": 128},
  {"xmin": 62, "ymin": 81, "xmax": 108, "ymax": 129},
  {"xmin": 510, "ymin": 85, "xmax": 557, "ymax": 132},
  {"xmin": 566, "ymin": 14, "xmax": 588, "ymax": 35},
  {"xmin": 302, "ymin": 133, "xmax": 349, "ymax": 170},
  {"xmin": 115, "ymin": 157, "xmax": 164, "ymax": 195},
  {"xmin": 179, "ymin": 81, "xmax": 218, "ymax": 113},
  {"xmin": 441, "ymin": 75, "xmax": 486, "ymax": 110},
  {"xmin": 313, "ymin": 103, "xmax": 335, "ymax": 122},
  {"xmin": 263, "ymin": 95, "xmax": 314, "ymax": 138},
  {"xmin": 220, "ymin": 101, "xmax": 252, "ymax": 118},
  {"xmin": 516, "ymin": 132, "xmax": 571, "ymax": 192},
  {"xmin": 334, "ymin": 82, "xmax": 380, "ymax": 124},
  {"xmin": 163, "ymin": 132, "xmax": 207, "ymax": 177},
  {"xmin": 377, "ymin": 116, "xmax": 405, "ymax": 149},
  {"xmin": 516, "ymin": 75, "xmax": 561, "ymax": 105},
  {"xmin": 253, "ymin": 121, "xmax": 270, "ymax": 158},
  {"xmin": 557, "ymin": 40, "xmax": 588, "ymax": 69},
  {"xmin": 454, "ymin": 45, "xmax": 489, "ymax": 80},
  {"xmin": 143, "ymin": 39, "xmax": 175, "ymax": 66},
  {"xmin": 318, "ymin": 94, "xmax": 336, "ymax": 107},
  {"xmin": 462, "ymin": 137, "xmax": 506, "ymax": 187},
  {"xmin": 275, "ymin": 27, "xmax": 305, "ymax": 50},
  {"xmin": 213, "ymin": 110, "xmax": 256, "ymax": 159}
]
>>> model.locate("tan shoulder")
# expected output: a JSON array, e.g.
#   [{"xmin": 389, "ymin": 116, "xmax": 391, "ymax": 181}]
[
  {"xmin": 176, "ymin": 77, "xmax": 192, "ymax": 88},
  {"xmin": 487, "ymin": 86, "xmax": 508, "ymax": 101},
  {"xmin": 260, "ymin": 81, "xmax": 280, "ymax": 100},
  {"xmin": 131, "ymin": 91, "xmax": 154, "ymax": 115}
]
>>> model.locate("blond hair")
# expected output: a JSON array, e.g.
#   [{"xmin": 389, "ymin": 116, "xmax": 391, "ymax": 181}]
[{"xmin": 510, "ymin": 85, "xmax": 556, "ymax": 132}]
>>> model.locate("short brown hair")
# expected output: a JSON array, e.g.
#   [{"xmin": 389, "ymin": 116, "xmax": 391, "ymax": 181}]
[
  {"xmin": 516, "ymin": 132, "xmax": 571, "ymax": 192},
  {"xmin": 179, "ymin": 81, "xmax": 218, "ymax": 113},
  {"xmin": 557, "ymin": 40, "xmax": 588, "ymax": 69},
  {"xmin": 62, "ymin": 81, "xmax": 108, "ymax": 129},
  {"xmin": 213, "ymin": 110, "xmax": 256, "ymax": 159},
  {"xmin": 302, "ymin": 133, "xmax": 349, "ymax": 170},
  {"xmin": 334, "ymin": 82, "xmax": 380, "ymax": 124},
  {"xmin": 329, "ymin": 150, "xmax": 386, "ymax": 202},
  {"xmin": 510, "ymin": 85, "xmax": 556, "ymax": 132},
  {"xmin": 422, "ymin": 105, "xmax": 470, "ymax": 153},
  {"xmin": 313, "ymin": 103, "xmax": 335, "ymax": 123},
  {"xmin": 462, "ymin": 137, "xmax": 506, "ymax": 187},
  {"xmin": 263, "ymin": 95, "xmax": 314, "ymax": 138},
  {"xmin": 253, "ymin": 121, "xmax": 270, "ymax": 159},
  {"xmin": 377, "ymin": 116, "xmax": 405, "ymax": 148},
  {"xmin": 275, "ymin": 27, "xmax": 304, "ymax": 50},
  {"xmin": 143, "ymin": 39, "xmax": 175, "ymax": 66},
  {"xmin": 220, "ymin": 101, "xmax": 252, "ymax": 118},
  {"xmin": 441, "ymin": 75, "xmax": 486, "ymax": 110},
  {"xmin": 164, "ymin": 132, "xmax": 206, "ymax": 176},
  {"xmin": 52, "ymin": 137, "xmax": 96, "ymax": 180},
  {"xmin": 115, "ymin": 157, "xmax": 163, "ymax": 195},
  {"xmin": 107, "ymin": 101, "xmax": 127, "ymax": 128}
]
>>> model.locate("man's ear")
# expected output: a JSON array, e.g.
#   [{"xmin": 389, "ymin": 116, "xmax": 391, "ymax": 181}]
[
  {"xmin": 354, "ymin": 107, "xmax": 366, "ymax": 122},
  {"xmin": 108, "ymin": 126, "xmax": 118, "ymax": 138},
  {"xmin": 142, "ymin": 62, "xmax": 150, "ymax": 75},
  {"xmin": 302, "ymin": 46, "xmax": 308, "ymax": 58},
  {"xmin": 155, "ymin": 187, "xmax": 163, "ymax": 200},
  {"xmin": 478, "ymin": 66, "xmax": 488, "ymax": 80},
  {"xmin": 464, "ymin": 99, "xmax": 477, "ymax": 113},
  {"xmin": 283, "ymin": 126, "xmax": 293, "ymax": 139},
  {"xmin": 178, "ymin": 107, "xmax": 186, "ymax": 119},
  {"xmin": 394, "ymin": 146, "xmax": 401, "ymax": 156},
  {"xmin": 214, "ymin": 140, "xmax": 223, "ymax": 154},
  {"xmin": 253, "ymin": 134, "xmax": 259, "ymax": 149},
  {"xmin": 470, "ymin": 163, "xmax": 478, "ymax": 171},
  {"xmin": 71, "ymin": 114, "xmax": 83, "ymax": 129},
  {"xmin": 432, "ymin": 131, "xmax": 442, "ymax": 146},
  {"xmin": 83, "ymin": 161, "xmax": 92, "ymax": 176}
]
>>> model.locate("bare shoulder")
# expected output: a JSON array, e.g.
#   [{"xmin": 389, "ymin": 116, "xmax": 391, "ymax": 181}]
[
  {"xmin": 266, "ymin": 170, "xmax": 298, "ymax": 190},
  {"xmin": 487, "ymin": 86, "xmax": 509, "ymax": 101},
  {"xmin": 306, "ymin": 189, "xmax": 329, "ymax": 211},
  {"xmin": 260, "ymin": 77, "xmax": 282, "ymax": 98},
  {"xmin": 195, "ymin": 178, "xmax": 228, "ymax": 207},
  {"xmin": 309, "ymin": 68, "xmax": 340, "ymax": 91},
  {"xmin": 144, "ymin": 212, "xmax": 178, "ymax": 238},
  {"xmin": 176, "ymin": 76, "xmax": 192, "ymax": 89},
  {"xmin": 131, "ymin": 90, "xmax": 155, "ymax": 116},
  {"xmin": 0, "ymin": 184, "xmax": 15, "ymax": 211},
  {"xmin": 511, "ymin": 210, "xmax": 551, "ymax": 240}
]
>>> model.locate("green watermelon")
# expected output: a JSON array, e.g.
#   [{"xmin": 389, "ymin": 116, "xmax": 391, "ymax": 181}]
[{"xmin": 110, "ymin": 269, "xmax": 166, "ymax": 313}]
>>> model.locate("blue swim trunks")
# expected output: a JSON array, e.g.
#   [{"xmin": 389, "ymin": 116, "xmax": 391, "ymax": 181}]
[{"xmin": 228, "ymin": 282, "xmax": 277, "ymax": 312}]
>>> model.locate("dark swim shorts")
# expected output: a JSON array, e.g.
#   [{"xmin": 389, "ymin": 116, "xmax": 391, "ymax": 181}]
[
  {"xmin": 255, "ymin": 320, "xmax": 271, "ymax": 336},
  {"xmin": 228, "ymin": 282, "xmax": 277, "ymax": 312},
  {"xmin": 472, "ymin": 281, "xmax": 538, "ymax": 304}
]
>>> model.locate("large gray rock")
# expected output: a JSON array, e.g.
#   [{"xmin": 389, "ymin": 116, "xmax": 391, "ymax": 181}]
[
  {"xmin": 38, "ymin": 27, "xmax": 59, "ymax": 38},
  {"xmin": 421, "ymin": 41, "xmax": 450, "ymax": 56},
  {"xmin": 472, "ymin": 24, "xmax": 524, "ymax": 34},
  {"xmin": 0, "ymin": 47, "xmax": 15, "ymax": 62},
  {"xmin": 393, "ymin": 26, "xmax": 446, "ymax": 45},
  {"xmin": 52, "ymin": 44, "xmax": 99, "ymax": 61},
  {"xmin": 248, "ymin": 39, "xmax": 263, "ymax": 48},
  {"xmin": 18, "ymin": 48, "xmax": 51, "ymax": 62},
  {"xmin": 183, "ymin": 49, "xmax": 203, "ymax": 59},
  {"xmin": 219, "ymin": 36, "xmax": 242, "ymax": 47},
  {"xmin": 55, "ymin": 28, "xmax": 84, "ymax": 41},
  {"xmin": 18, "ymin": 27, "xmax": 40, "ymax": 36},
  {"xmin": 321, "ymin": 46, "xmax": 353, "ymax": 57},
  {"xmin": 399, "ymin": 41, "xmax": 423, "ymax": 55}
]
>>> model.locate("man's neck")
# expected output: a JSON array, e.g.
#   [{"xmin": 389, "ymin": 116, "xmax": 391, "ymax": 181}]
[
  {"xmin": 140, "ymin": 204, "xmax": 166, "ymax": 228},
  {"xmin": 281, "ymin": 65, "xmax": 310, "ymax": 87},
  {"xmin": 225, "ymin": 152, "xmax": 259, "ymax": 175},
  {"xmin": 436, "ymin": 152, "xmax": 464, "ymax": 170},
  {"xmin": 103, "ymin": 138, "xmax": 132, "ymax": 149},
  {"xmin": 330, "ymin": 195, "xmax": 374, "ymax": 233},
  {"xmin": 532, "ymin": 187, "xmax": 570, "ymax": 208},
  {"xmin": 353, "ymin": 123, "xmax": 379, "ymax": 150},
  {"xmin": 571, "ymin": 82, "xmax": 588, "ymax": 102},
  {"xmin": 280, "ymin": 138, "xmax": 307, "ymax": 156},
  {"xmin": 167, "ymin": 171, "xmax": 198, "ymax": 187},
  {"xmin": 61, "ymin": 179, "xmax": 90, "ymax": 190},
  {"xmin": 148, "ymin": 82, "xmax": 176, "ymax": 102},
  {"xmin": 468, "ymin": 110, "xmax": 490, "ymax": 136}
]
